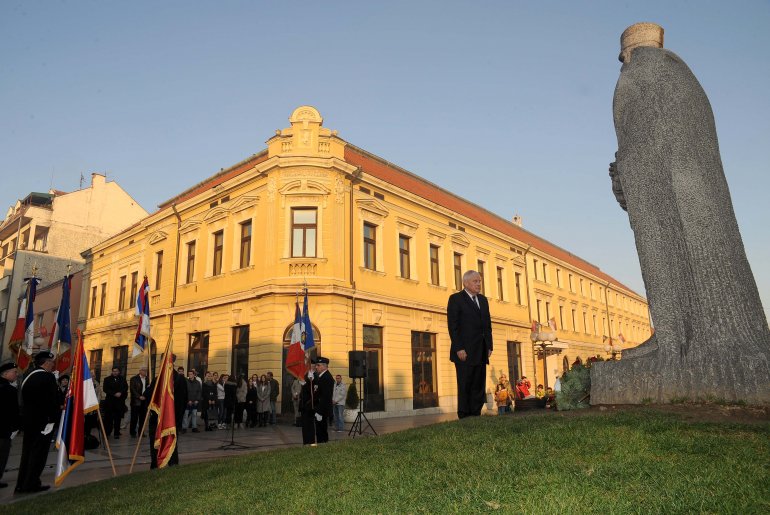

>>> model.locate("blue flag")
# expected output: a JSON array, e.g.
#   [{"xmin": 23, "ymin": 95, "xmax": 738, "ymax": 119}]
[{"xmin": 301, "ymin": 291, "xmax": 315, "ymax": 352}]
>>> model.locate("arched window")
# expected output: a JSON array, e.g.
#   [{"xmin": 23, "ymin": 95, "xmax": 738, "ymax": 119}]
[{"xmin": 282, "ymin": 323, "xmax": 322, "ymax": 359}]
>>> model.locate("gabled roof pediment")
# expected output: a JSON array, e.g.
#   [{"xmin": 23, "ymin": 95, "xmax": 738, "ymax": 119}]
[
  {"xmin": 279, "ymin": 179, "xmax": 330, "ymax": 196},
  {"xmin": 203, "ymin": 206, "xmax": 229, "ymax": 223},
  {"xmin": 230, "ymin": 195, "xmax": 259, "ymax": 213},
  {"xmin": 179, "ymin": 219, "xmax": 202, "ymax": 235},
  {"xmin": 356, "ymin": 198, "xmax": 389, "ymax": 218},
  {"xmin": 148, "ymin": 230, "xmax": 168, "ymax": 245}
]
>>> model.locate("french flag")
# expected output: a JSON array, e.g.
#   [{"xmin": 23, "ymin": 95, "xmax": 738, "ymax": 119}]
[
  {"xmin": 49, "ymin": 275, "xmax": 73, "ymax": 374},
  {"xmin": 54, "ymin": 332, "xmax": 99, "ymax": 486},
  {"xmin": 133, "ymin": 276, "xmax": 150, "ymax": 357}
]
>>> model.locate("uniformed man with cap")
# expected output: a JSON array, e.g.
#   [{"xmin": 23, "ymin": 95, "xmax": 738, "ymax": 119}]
[
  {"xmin": 299, "ymin": 361, "xmax": 317, "ymax": 445},
  {"xmin": 313, "ymin": 357, "xmax": 334, "ymax": 444},
  {"xmin": 0, "ymin": 362, "xmax": 21, "ymax": 489},
  {"xmin": 15, "ymin": 351, "xmax": 60, "ymax": 494}
]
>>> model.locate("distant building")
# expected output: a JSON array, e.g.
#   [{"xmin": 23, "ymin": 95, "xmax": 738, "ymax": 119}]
[
  {"xmin": 0, "ymin": 174, "xmax": 148, "ymax": 361},
  {"xmin": 80, "ymin": 107, "xmax": 651, "ymax": 418}
]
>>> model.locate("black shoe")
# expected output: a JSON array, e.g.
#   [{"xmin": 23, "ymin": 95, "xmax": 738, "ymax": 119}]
[{"xmin": 191, "ymin": 428, "xmax": 200, "ymax": 433}]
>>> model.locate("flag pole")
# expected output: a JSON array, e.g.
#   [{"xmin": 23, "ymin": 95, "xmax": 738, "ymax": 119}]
[{"xmin": 96, "ymin": 408, "xmax": 117, "ymax": 477}]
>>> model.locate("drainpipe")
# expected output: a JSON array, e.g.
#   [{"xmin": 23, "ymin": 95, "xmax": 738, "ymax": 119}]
[
  {"xmin": 169, "ymin": 204, "xmax": 183, "ymax": 360},
  {"xmin": 521, "ymin": 245, "xmax": 537, "ymax": 387},
  {"xmin": 349, "ymin": 167, "xmax": 363, "ymax": 350}
]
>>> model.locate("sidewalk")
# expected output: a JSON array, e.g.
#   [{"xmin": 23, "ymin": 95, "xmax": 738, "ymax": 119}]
[{"xmin": 0, "ymin": 411, "xmax": 457, "ymax": 504}]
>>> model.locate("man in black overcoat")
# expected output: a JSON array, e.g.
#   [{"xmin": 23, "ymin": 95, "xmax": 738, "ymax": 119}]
[
  {"xmin": 0, "ymin": 362, "xmax": 21, "ymax": 489},
  {"xmin": 15, "ymin": 351, "xmax": 59, "ymax": 493},
  {"xmin": 447, "ymin": 270, "xmax": 493, "ymax": 418},
  {"xmin": 313, "ymin": 357, "xmax": 334, "ymax": 443},
  {"xmin": 102, "ymin": 366, "xmax": 128, "ymax": 438}
]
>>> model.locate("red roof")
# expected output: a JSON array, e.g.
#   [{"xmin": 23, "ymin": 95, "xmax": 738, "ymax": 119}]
[{"xmin": 344, "ymin": 144, "xmax": 638, "ymax": 296}]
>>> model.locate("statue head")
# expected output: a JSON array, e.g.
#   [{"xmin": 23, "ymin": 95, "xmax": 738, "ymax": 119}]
[{"xmin": 620, "ymin": 22, "xmax": 664, "ymax": 63}]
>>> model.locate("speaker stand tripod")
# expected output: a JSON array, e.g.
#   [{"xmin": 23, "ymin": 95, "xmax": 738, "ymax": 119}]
[
  {"xmin": 348, "ymin": 377, "xmax": 377, "ymax": 438},
  {"xmin": 214, "ymin": 408, "xmax": 250, "ymax": 451}
]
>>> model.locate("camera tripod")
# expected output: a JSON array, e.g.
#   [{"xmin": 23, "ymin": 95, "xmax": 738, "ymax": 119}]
[{"xmin": 348, "ymin": 377, "xmax": 377, "ymax": 438}]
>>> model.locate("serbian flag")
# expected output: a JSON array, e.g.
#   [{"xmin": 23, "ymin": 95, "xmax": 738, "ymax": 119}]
[
  {"xmin": 54, "ymin": 332, "xmax": 99, "ymax": 486},
  {"xmin": 133, "ymin": 276, "xmax": 150, "ymax": 357},
  {"xmin": 285, "ymin": 302, "xmax": 307, "ymax": 379},
  {"xmin": 301, "ymin": 291, "xmax": 315, "ymax": 352},
  {"xmin": 149, "ymin": 342, "xmax": 176, "ymax": 468},
  {"xmin": 50, "ymin": 275, "xmax": 73, "ymax": 374},
  {"xmin": 7, "ymin": 278, "xmax": 40, "ymax": 371}
]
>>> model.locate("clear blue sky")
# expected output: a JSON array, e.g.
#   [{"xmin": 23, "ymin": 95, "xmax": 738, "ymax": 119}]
[{"xmin": 2, "ymin": 1, "xmax": 768, "ymax": 321}]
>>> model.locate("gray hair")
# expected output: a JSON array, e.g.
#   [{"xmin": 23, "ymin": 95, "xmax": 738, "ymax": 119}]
[{"xmin": 462, "ymin": 270, "xmax": 480, "ymax": 283}]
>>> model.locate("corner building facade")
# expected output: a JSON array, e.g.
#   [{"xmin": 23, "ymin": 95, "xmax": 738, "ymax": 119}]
[{"xmin": 80, "ymin": 106, "xmax": 651, "ymax": 418}]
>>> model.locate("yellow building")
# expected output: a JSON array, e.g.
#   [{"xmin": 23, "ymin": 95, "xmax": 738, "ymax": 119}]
[{"xmin": 80, "ymin": 106, "xmax": 651, "ymax": 417}]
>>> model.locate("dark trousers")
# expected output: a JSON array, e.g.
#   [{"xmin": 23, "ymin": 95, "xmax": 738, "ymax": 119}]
[
  {"xmin": 103, "ymin": 404, "xmax": 124, "ymax": 437},
  {"xmin": 315, "ymin": 413, "xmax": 329, "ymax": 443},
  {"xmin": 301, "ymin": 411, "xmax": 316, "ymax": 445},
  {"xmin": 455, "ymin": 363, "xmax": 487, "ymax": 418},
  {"xmin": 0, "ymin": 437, "xmax": 11, "ymax": 482},
  {"xmin": 16, "ymin": 427, "xmax": 53, "ymax": 491},
  {"xmin": 130, "ymin": 404, "xmax": 147, "ymax": 436}
]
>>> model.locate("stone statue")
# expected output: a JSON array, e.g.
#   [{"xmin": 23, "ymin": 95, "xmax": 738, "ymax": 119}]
[{"xmin": 591, "ymin": 23, "xmax": 770, "ymax": 404}]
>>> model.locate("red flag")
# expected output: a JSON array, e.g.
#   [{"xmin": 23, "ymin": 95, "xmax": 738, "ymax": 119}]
[
  {"xmin": 8, "ymin": 298, "xmax": 31, "ymax": 371},
  {"xmin": 149, "ymin": 342, "xmax": 176, "ymax": 468},
  {"xmin": 285, "ymin": 302, "xmax": 308, "ymax": 379}
]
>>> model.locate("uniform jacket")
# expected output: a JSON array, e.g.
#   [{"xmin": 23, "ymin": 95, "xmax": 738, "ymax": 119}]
[
  {"xmin": 447, "ymin": 290, "xmax": 493, "ymax": 366},
  {"xmin": 314, "ymin": 370, "xmax": 334, "ymax": 418},
  {"xmin": 0, "ymin": 376, "xmax": 21, "ymax": 437},
  {"xmin": 20, "ymin": 368, "xmax": 60, "ymax": 431}
]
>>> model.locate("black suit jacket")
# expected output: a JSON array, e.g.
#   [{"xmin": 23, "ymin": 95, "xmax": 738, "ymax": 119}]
[
  {"xmin": 314, "ymin": 370, "xmax": 334, "ymax": 418},
  {"xmin": 447, "ymin": 290, "xmax": 493, "ymax": 366},
  {"xmin": 20, "ymin": 368, "xmax": 60, "ymax": 431}
]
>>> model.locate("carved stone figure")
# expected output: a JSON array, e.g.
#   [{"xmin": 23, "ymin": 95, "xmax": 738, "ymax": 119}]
[{"xmin": 591, "ymin": 23, "xmax": 770, "ymax": 404}]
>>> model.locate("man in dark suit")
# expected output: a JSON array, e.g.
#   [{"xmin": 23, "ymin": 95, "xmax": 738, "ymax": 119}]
[
  {"xmin": 15, "ymin": 351, "xmax": 60, "ymax": 493},
  {"xmin": 447, "ymin": 270, "xmax": 493, "ymax": 418},
  {"xmin": 0, "ymin": 362, "xmax": 21, "ymax": 489},
  {"xmin": 102, "ymin": 367, "xmax": 128, "ymax": 438},
  {"xmin": 313, "ymin": 357, "xmax": 334, "ymax": 443},
  {"xmin": 129, "ymin": 366, "xmax": 148, "ymax": 437}
]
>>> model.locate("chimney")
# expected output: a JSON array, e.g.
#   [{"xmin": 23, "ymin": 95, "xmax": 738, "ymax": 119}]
[
  {"xmin": 91, "ymin": 173, "xmax": 106, "ymax": 188},
  {"xmin": 512, "ymin": 215, "xmax": 523, "ymax": 227}
]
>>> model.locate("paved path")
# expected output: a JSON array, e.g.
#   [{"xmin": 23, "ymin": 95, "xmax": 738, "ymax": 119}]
[{"xmin": 0, "ymin": 412, "xmax": 458, "ymax": 504}]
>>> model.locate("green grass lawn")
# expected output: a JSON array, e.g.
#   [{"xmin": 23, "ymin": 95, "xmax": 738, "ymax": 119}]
[{"xmin": 4, "ymin": 408, "xmax": 768, "ymax": 514}]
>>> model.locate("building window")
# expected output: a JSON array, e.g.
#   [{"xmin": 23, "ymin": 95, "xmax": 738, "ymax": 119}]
[
  {"xmin": 362, "ymin": 325, "xmax": 385, "ymax": 412},
  {"xmin": 556, "ymin": 268, "xmax": 562, "ymax": 288},
  {"xmin": 507, "ymin": 341, "xmax": 522, "ymax": 381},
  {"xmin": 240, "ymin": 221, "xmax": 252, "ymax": 268},
  {"xmin": 590, "ymin": 282, "xmax": 595, "ymax": 300},
  {"xmin": 291, "ymin": 208, "xmax": 317, "ymax": 258},
  {"xmin": 582, "ymin": 311, "xmax": 588, "ymax": 333},
  {"xmin": 399, "ymin": 235, "xmax": 410, "ymax": 279},
  {"xmin": 429, "ymin": 245, "xmax": 440, "ymax": 285},
  {"xmin": 188, "ymin": 331, "xmax": 210, "ymax": 378},
  {"xmin": 593, "ymin": 314, "xmax": 598, "ymax": 335},
  {"xmin": 572, "ymin": 309, "xmax": 577, "ymax": 331},
  {"xmin": 545, "ymin": 301, "xmax": 551, "ymax": 321},
  {"xmin": 232, "ymin": 326, "xmax": 249, "ymax": 380},
  {"xmin": 542, "ymin": 263, "xmax": 548, "ymax": 283},
  {"xmin": 533, "ymin": 258, "xmax": 539, "ymax": 280},
  {"xmin": 559, "ymin": 306, "xmax": 565, "ymax": 329},
  {"xmin": 453, "ymin": 253, "xmax": 462, "ymax": 291},
  {"xmin": 363, "ymin": 222, "xmax": 377, "ymax": 270},
  {"xmin": 112, "ymin": 345, "xmax": 128, "ymax": 378},
  {"xmin": 89, "ymin": 349, "xmax": 103, "ymax": 382},
  {"xmin": 118, "ymin": 276, "xmax": 127, "ymax": 311},
  {"xmin": 477, "ymin": 260, "xmax": 486, "ymax": 295},
  {"xmin": 514, "ymin": 272, "xmax": 522, "ymax": 305},
  {"xmin": 99, "ymin": 282, "xmax": 107, "ymax": 316},
  {"xmin": 411, "ymin": 331, "xmax": 438, "ymax": 409},
  {"xmin": 155, "ymin": 251, "xmax": 163, "ymax": 289},
  {"xmin": 212, "ymin": 230, "xmax": 224, "ymax": 276},
  {"xmin": 569, "ymin": 273, "xmax": 574, "ymax": 293},
  {"xmin": 186, "ymin": 241, "xmax": 196, "ymax": 284},
  {"xmin": 496, "ymin": 267, "xmax": 504, "ymax": 301},
  {"xmin": 536, "ymin": 299, "xmax": 542, "ymax": 322},
  {"xmin": 580, "ymin": 279, "xmax": 585, "ymax": 296},
  {"xmin": 129, "ymin": 271, "xmax": 138, "ymax": 308},
  {"xmin": 90, "ymin": 286, "xmax": 97, "ymax": 318}
]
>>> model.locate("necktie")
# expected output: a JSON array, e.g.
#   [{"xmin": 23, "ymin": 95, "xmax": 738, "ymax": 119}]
[{"xmin": 472, "ymin": 295, "xmax": 479, "ymax": 309}]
